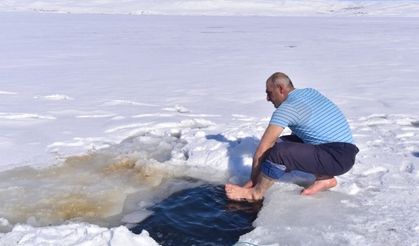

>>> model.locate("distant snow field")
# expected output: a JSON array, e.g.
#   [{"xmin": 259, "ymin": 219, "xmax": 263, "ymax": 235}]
[
  {"xmin": 0, "ymin": 4, "xmax": 419, "ymax": 246},
  {"xmin": 1, "ymin": 0, "xmax": 419, "ymax": 16}
]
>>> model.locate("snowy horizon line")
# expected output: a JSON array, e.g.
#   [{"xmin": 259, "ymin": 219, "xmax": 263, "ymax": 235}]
[{"xmin": 1, "ymin": 0, "xmax": 419, "ymax": 17}]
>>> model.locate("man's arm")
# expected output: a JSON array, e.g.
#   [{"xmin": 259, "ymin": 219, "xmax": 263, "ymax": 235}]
[{"xmin": 249, "ymin": 124, "xmax": 284, "ymax": 185}]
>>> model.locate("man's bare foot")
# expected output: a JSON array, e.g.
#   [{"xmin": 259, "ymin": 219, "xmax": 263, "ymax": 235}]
[
  {"xmin": 225, "ymin": 183, "xmax": 263, "ymax": 202},
  {"xmin": 301, "ymin": 177, "xmax": 337, "ymax": 195}
]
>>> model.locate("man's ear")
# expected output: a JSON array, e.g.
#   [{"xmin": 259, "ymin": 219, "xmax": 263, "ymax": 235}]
[{"xmin": 278, "ymin": 83, "xmax": 284, "ymax": 93}]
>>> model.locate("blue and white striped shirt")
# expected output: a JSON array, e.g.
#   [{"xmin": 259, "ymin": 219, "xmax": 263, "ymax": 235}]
[{"xmin": 269, "ymin": 88, "xmax": 353, "ymax": 144}]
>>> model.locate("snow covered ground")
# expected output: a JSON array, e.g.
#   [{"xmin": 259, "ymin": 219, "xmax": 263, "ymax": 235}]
[{"xmin": 1, "ymin": 1, "xmax": 419, "ymax": 245}]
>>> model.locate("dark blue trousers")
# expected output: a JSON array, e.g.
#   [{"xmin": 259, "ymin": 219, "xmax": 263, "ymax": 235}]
[{"xmin": 264, "ymin": 135, "xmax": 359, "ymax": 177}]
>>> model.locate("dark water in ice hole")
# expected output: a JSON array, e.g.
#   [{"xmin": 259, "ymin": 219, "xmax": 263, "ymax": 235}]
[{"xmin": 131, "ymin": 184, "xmax": 262, "ymax": 246}]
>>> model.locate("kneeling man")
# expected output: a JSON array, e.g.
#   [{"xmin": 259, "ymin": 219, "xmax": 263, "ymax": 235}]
[{"xmin": 226, "ymin": 72, "xmax": 359, "ymax": 201}]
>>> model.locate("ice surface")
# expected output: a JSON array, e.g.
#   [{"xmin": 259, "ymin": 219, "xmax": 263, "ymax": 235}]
[
  {"xmin": 0, "ymin": 91, "xmax": 17, "ymax": 95},
  {"xmin": 33, "ymin": 94, "xmax": 74, "ymax": 101},
  {"xmin": 0, "ymin": 120, "xmax": 229, "ymax": 227},
  {"xmin": 1, "ymin": 8, "xmax": 419, "ymax": 246},
  {"xmin": 239, "ymin": 184, "xmax": 365, "ymax": 245},
  {"xmin": 0, "ymin": 223, "xmax": 158, "ymax": 246}
]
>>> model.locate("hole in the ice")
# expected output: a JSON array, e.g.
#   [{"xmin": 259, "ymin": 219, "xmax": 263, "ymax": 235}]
[
  {"xmin": 412, "ymin": 152, "xmax": 419, "ymax": 158},
  {"xmin": 131, "ymin": 184, "xmax": 261, "ymax": 246}
]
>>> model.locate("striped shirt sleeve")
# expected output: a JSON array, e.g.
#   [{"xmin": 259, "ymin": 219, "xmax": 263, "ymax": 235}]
[{"xmin": 269, "ymin": 103, "xmax": 300, "ymax": 128}]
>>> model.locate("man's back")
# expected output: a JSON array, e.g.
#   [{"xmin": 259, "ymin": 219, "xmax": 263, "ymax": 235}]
[{"xmin": 269, "ymin": 88, "xmax": 353, "ymax": 144}]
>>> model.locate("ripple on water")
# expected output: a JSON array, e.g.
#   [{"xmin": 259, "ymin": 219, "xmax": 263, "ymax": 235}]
[{"xmin": 131, "ymin": 184, "xmax": 261, "ymax": 246}]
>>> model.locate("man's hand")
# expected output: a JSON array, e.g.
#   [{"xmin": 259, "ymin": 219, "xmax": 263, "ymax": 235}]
[{"xmin": 250, "ymin": 124, "xmax": 284, "ymax": 184}]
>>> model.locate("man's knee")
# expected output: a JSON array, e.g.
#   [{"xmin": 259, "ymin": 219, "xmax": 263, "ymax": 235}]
[
  {"xmin": 264, "ymin": 142, "xmax": 293, "ymax": 168},
  {"xmin": 261, "ymin": 160, "xmax": 287, "ymax": 180},
  {"xmin": 264, "ymin": 141, "xmax": 319, "ymax": 173}
]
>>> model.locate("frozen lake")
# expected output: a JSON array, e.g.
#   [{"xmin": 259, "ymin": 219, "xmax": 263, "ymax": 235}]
[{"xmin": 0, "ymin": 11, "xmax": 418, "ymax": 245}]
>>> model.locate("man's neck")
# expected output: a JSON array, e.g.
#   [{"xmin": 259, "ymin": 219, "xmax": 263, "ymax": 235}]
[{"xmin": 284, "ymin": 88, "xmax": 295, "ymax": 99}]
